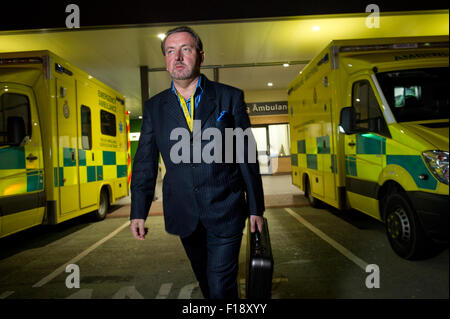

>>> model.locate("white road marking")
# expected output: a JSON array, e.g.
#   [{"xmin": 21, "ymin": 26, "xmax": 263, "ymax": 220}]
[
  {"xmin": 112, "ymin": 286, "xmax": 144, "ymax": 299},
  {"xmin": 66, "ymin": 288, "xmax": 93, "ymax": 299},
  {"xmin": 284, "ymin": 208, "xmax": 369, "ymax": 270},
  {"xmin": 0, "ymin": 291, "xmax": 15, "ymax": 299},
  {"xmin": 177, "ymin": 282, "xmax": 199, "ymax": 299},
  {"xmin": 33, "ymin": 221, "xmax": 130, "ymax": 288},
  {"xmin": 156, "ymin": 283, "xmax": 173, "ymax": 299}
]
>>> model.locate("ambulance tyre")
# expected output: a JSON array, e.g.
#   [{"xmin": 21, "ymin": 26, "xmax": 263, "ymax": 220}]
[
  {"xmin": 93, "ymin": 188, "xmax": 109, "ymax": 221},
  {"xmin": 304, "ymin": 176, "xmax": 321, "ymax": 208},
  {"xmin": 383, "ymin": 192, "xmax": 429, "ymax": 260}
]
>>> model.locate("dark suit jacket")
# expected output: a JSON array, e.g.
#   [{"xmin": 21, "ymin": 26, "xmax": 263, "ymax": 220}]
[{"xmin": 130, "ymin": 75, "xmax": 265, "ymax": 238}]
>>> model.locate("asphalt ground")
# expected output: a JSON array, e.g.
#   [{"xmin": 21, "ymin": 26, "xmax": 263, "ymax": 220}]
[{"xmin": 0, "ymin": 202, "xmax": 447, "ymax": 300}]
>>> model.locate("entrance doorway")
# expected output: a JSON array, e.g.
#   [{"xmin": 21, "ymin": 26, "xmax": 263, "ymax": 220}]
[{"xmin": 251, "ymin": 123, "xmax": 290, "ymax": 175}]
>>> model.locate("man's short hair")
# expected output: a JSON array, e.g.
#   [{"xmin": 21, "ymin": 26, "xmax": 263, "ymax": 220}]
[{"xmin": 161, "ymin": 26, "xmax": 203, "ymax": 56}]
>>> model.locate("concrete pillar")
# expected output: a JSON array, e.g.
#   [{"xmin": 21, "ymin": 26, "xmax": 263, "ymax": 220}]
[{"xmin": 139, "ymin": 65, "xmax": 149, "ymax": 112}]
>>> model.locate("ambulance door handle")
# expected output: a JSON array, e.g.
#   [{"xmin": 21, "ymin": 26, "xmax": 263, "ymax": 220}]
[{"xmin": 26, "ymin": 154, "xmax": 38, "ymax": 161}]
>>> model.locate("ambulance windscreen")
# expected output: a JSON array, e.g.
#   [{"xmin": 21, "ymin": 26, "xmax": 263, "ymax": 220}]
[{"xmin": 376, "ymin": 67, "xmax": 449, "ymax": 123}]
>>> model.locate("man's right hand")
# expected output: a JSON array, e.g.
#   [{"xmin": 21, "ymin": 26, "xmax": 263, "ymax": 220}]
[{"xmin": 130, "ymin": 219, "xmax": 147, "ymax": 240}]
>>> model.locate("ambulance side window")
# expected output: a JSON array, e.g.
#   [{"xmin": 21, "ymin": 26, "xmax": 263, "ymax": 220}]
[
  {"xmin": 0, "ymin": 93, "xmax": 31, "ymax": 145},
  {"xmin": 100, "ymin": 110, "xmax": 116, "ymax": 137},
  {"xmin": 81, "ymin": 105, "xmax": 92, "ymax": 149},
  {"xmin": 352, "ymin": 80, "xmax": 390, "ymax": 137}
]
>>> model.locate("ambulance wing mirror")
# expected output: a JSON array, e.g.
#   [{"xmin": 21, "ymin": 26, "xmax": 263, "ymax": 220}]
[
  {"xmin": 7, "ymin": 116, "xmax": 26, "ymax": 146},
  {"xmin": 339, "ymin": 107, "xmax": 356, "ymax": 134}
]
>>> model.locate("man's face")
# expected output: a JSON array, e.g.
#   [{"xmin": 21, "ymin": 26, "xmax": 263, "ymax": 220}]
[{"xmin": 164, "ymin": 32, "xmax": 204, "ymax": 81}]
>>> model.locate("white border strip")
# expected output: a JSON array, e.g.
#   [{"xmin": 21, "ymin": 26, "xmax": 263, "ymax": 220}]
[{"xmin": 284, "ymin": 208, "xmax": 368, "ymax": 270}]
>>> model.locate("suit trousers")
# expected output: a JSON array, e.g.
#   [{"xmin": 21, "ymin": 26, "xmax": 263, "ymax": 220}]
[{"xmin": 180, "ymin": 221, "xmax": 243, "ymax": 299}]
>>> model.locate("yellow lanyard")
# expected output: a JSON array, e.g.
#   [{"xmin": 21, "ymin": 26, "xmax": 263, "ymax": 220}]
[{"xmin": 177, "ymin": 91, "xmax": 195, "ymax": 132}]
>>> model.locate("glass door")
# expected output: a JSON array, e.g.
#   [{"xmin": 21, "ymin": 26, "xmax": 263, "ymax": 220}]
[
  {"xmin": 268, "ymin": 123, "xmax": 290, "ymax": 174},
  {"xmin": 251, "ymin": 126, "xmax": 270, "ymax": 174},
  {"xmin": 268, "ymin": 124, "xmax": 290, "ymax": 157}
]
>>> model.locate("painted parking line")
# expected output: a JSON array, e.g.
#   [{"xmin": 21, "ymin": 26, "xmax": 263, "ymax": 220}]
[
  {"xmin": 156, "ymin": 283, "xmax": 173, "ymax": 299},
  {"xmin": 284, "ymin": 208, "xmax": 369, "ymax": 270},
  {"xmin": 0, "ymin": 291, "xmax": 15, "ymax": 299},
  {"xmin": 177, "ymin": 282, "xmax": 199, "ymax": 299},
  {"xmin": 33, "ymin": 221, "xmax": 130, "ymax": 288}
]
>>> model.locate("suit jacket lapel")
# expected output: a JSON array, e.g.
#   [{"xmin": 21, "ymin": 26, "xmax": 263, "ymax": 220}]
[{"xmin": 162, "ymin": 90, "xmax": 190, "ymax": 132}]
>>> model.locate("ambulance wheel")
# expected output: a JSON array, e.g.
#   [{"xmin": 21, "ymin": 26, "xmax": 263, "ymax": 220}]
[
  {"xmin": 304, "ymin": 177, "xmax": 321, "ymax": 208},
  {"xmin": 93, "ymin": 189, "xmax": 109, "ymax": 221},
  {"xmin": 383, "ymin": 192, "xmax": 428, "ymax": 260}
]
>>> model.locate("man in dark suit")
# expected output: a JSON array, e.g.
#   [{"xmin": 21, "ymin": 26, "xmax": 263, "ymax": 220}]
[{"xmin": 130, "ymin": 26, "xmax": 265, "ymax": 299}]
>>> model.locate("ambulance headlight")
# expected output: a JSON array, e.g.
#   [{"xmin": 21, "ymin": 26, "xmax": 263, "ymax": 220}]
[{"xmin": 423, "ymin": 151, "xmax": 449, "ymax": 185}]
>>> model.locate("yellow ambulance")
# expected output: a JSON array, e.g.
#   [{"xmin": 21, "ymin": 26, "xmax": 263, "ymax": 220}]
[
  {"xmin": 288, "ymin": 36, "xmax": 448, "ymax": 259},
  {"xmin": 0, "ymin": 50, "xmax": 129, "ymax": 238}
]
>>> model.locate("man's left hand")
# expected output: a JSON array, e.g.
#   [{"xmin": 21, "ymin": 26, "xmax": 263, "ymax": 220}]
[{"xmin": 250, "ymin": 215, "xmax": 264, "ymax": 233}]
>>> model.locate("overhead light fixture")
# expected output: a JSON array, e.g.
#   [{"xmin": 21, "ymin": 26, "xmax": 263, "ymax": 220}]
[
  {"xmin": 157, "ymin": 33, "xmax": 166, "ymax": 40},
  {"xmin": 312, "ymin": 26, "xmax": 320, "ymax": 31},
  {"xmin": 283, "ymin": 63, "xmax": 289, "ymax": 67},
  {"xmin": 267, "ymin": 82, "xmax": 273, "ymax": 87}
]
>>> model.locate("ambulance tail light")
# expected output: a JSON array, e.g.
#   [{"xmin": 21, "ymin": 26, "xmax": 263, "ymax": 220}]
[{"xmin": 423, "ymin": 150, "xmax": 449, "ymax": 185}]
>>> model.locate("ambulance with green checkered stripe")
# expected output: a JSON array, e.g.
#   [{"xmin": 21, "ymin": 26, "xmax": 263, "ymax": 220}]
[
  {"xmin": 0, "ymin": 50, "xmax": 130, "ymax": 238},
  {"xmin": 288, "ymin": 36, "xmax": 448, "ymax": 260}
]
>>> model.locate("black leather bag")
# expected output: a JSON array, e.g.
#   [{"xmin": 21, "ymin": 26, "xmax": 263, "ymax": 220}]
[{"xmin": 246, "ymin": 217, "xmax": 274, "ymax": 299}]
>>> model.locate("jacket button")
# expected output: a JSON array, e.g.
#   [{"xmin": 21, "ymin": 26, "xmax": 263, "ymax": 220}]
[{"xmin": 193, "ymin": 187, "xmax": 199, "ymax": 192}]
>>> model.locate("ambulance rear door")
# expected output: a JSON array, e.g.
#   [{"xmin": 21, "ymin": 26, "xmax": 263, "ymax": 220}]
[
  {"xmin": 55, "ymin": 74, "xmax": 80, "ymax": 216},
  {"xmin": 0, "ymin": 82, "xmax": 44, "ymax": 237}
]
